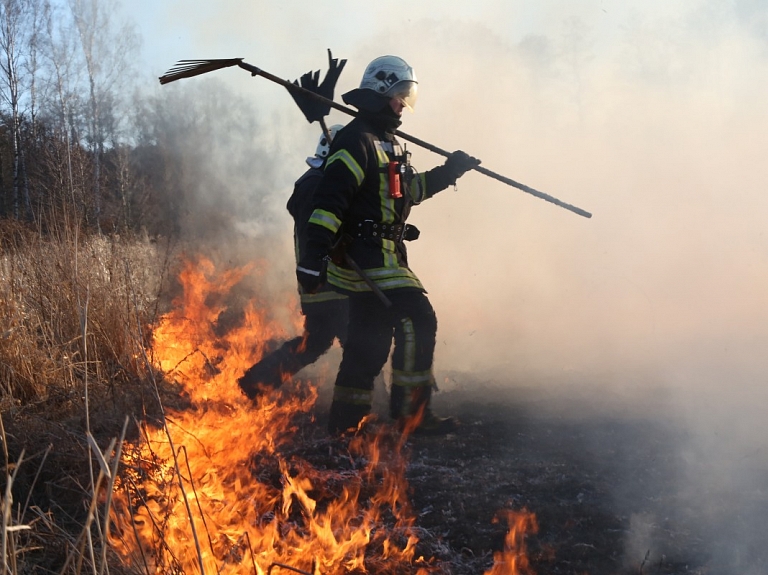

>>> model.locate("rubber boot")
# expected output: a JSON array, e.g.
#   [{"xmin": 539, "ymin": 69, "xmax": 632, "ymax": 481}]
[
  {"xmin": 392, "ymin": 385, "xmax": 458, "ymax": 436},
  {"xmin": 237, "ymin": 355, "xmax": 285, "ymax": 399},
  {"xmin": 238, "ymin": 334, "xmax": 319, "ymax": 399},
  {"xmin": 389, "ymin": 383, "xmax": 407, "ymax": 421},
  {"xmin": 327, "ymin": 400, "xmax": 371, "ymax": 436}
]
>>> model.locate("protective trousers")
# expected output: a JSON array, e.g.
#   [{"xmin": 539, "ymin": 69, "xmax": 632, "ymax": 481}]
[
  {"xmin": 328, "ymin": 288, "xmax": 437, "ymax": 434},
  {"xmin": 238, "ymin": 298, "xmax": 348, "ymax": 398}
]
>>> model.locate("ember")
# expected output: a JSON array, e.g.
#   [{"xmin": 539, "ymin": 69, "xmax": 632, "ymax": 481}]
[{"xmin": 110, "ymin": 257, "xmax": 534, "ymax": 575}]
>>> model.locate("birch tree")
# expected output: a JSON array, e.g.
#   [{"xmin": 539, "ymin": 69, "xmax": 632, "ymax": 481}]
[
  {"xmin": 67, "ymin": 0, "xmax": 137, "ymax": 231},
  {"xmin": 0, "ymin": 0, "xmax": 35, "ymax": 219},
  {"xmin": 36, "ymin": 0, "xmax": 84, "ymax": 222}
]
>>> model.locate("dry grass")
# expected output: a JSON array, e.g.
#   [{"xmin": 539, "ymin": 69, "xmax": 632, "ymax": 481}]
[
  {"xmin": 0, "ymin": 222, "xmax": 177, "ymax": 573},
  {"xmin": 0, "ymin": 224, "xmax": 166, "ymax": 406}
]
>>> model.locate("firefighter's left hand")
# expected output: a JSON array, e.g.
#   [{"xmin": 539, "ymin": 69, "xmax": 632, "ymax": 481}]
[
  {"xmin": 444, "ymin": 150, "xmax": 481, "ymax": 181},
  {"xmin": 296, "ymin": 256, "xmax": 327, "ymax": 294}
]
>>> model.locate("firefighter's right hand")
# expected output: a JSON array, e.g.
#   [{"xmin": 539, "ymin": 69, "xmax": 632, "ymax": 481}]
[
  {"xmin": 444, "ymin": 150, "xmax": 481, "ymax": 182},
  {"xmin": 296, "ymin": 256, "xmax": 327, "ymax": 294}
]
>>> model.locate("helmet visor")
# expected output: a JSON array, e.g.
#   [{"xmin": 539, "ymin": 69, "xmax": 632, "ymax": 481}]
[{"xmin": 387, "ymin": 81, "xmax": 418, "ymax": 111}]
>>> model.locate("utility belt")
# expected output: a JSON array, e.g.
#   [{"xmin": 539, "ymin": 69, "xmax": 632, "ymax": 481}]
[{"xmin": 348, "ymin": 220, "xmax": 420, "ymax": 242}]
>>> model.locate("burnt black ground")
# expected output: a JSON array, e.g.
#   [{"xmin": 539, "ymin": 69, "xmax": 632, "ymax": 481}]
[
  {"xmin": 310, "ymin": 373, "xmax": 768, "ymax": 575},
  {"xmin": 7, "ymin": 369, "xmax": 768, "ymax": 574},
  {"xmin": 403, "ymin": 380, "xmax": 768, "ymax": 575}
]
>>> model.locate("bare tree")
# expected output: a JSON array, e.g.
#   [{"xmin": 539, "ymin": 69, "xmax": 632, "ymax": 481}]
[
  {"xmin": 67, "ymin": 0, "xmax": 137, "ymax": 231},
  {"xmin": 38, "ymin": 0, "xmax": 84, "ymax": 223},
  {"xmin": 0, "ymin": 0, "xmax": 35, "ymax": 219},
  {"xmin": 23, "ymin": 0, "xmax": 42, "ymax": 138}
]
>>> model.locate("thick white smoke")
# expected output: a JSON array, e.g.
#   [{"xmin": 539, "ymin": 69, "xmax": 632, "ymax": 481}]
[{"xmin": 130, "ymin": 0, "xmax": 768, "ymax": 570}]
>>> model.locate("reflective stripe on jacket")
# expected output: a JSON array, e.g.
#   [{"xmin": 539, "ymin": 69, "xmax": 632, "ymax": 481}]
[
  {"xmin": 288, "ymin": 166, "xmax": 348, "ymax": 304},
  {"xmin": 306, "ymin": 115, "xmax": 453, "ymax": 294}
]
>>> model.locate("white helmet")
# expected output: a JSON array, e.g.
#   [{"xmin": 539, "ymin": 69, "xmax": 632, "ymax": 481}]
[
  {"xmin": 315, "ymin": 124, "xmax": 344, "ymax": 159},
  {"xmin": 359, "ymin": 55, "xmax": 418, "ymax": 111}
]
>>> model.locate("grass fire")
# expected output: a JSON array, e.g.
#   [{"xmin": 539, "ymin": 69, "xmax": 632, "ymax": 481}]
[
  {"xmin": 3, "ymin": 232, "xmax": 762, "ymax": 575},
  {"xmin": 108, "ymin": 256, "xmax": 535, "ymax": 575}
]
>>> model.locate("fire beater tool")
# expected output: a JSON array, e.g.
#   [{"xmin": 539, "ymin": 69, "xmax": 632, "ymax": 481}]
[
  {"xmin": 285, "ymin": 49, "xmax": 347, "ymax": 143},
  {"xmin": 159, "ymin": 57, "xmax": 593, "ymax": 219}
]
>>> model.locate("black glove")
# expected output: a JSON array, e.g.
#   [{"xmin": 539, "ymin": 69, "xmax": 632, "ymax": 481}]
[
  {"xmin": 318, "ymin": 48, "xmax": 347, "ymax": 102},
  {"xmin": 296, "ymin": 255, "xmax": 327, "ymax": 294},
  {"xmin": 288, "ymin": 49, "xmax": 347, "ymax": 124},
  {"xmin": 444, "ymin": 150, "xmax": 481, "ymax": 182}
]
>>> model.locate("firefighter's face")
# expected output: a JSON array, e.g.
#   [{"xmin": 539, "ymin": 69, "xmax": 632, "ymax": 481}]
[{"xmin": 388, "ymin": 97, "xmax": 406, "ymax": 117}]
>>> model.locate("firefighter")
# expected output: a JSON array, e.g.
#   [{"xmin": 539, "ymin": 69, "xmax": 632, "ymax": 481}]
[
  {"xmin": 296, "ymin": 55, "xmax": 480, "ymax": 435},
  {"xmin": 238, "ymin": 125, "xmax": 349, "ymax": 398}
]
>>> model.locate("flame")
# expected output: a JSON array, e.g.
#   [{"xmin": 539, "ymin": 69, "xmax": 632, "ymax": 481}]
[
  {"xmin": 110, "ymin": 256, "xmax": 426, "ymax": 575},
  {"xmin": 110, "ymin": 256, "xmax": 536, "ymax": 575},
  {"xmin": 483, "ymin": 510, "xmax": 538, "ymax": 575}
]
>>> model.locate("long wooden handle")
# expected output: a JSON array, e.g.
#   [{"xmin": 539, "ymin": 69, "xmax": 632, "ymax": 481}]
[{"xmin": 238, "ymin": 61, "xmax": 592, "ymax": 219}]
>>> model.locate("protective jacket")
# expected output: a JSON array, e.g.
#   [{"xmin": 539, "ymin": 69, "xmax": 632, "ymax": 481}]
[
  {"xmin": 237, "ymin": 162, "xmax": 348, "ymax": 399},
  {"xmin": 306, "ymin": 111, "xmax": 457, "ymax": 293},
  {"xmin": 288, "ymin": 165, "xmax": 347, "ymax": 306}
]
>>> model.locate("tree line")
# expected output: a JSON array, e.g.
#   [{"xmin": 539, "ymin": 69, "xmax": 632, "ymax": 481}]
[{"xmin": 0, "ymin": 0, "xmax": 230, "ymax": 239}]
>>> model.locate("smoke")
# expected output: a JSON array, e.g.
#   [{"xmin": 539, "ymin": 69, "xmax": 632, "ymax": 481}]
[
  {"xmin": 131, "ymin": 76, "xmax": 306, "ymax": 332},
  {"xmin": 129, "ymin": 0, "xmax": 768, "ymax": 570}
]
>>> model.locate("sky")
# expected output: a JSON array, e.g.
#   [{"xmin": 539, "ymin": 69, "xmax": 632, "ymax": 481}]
[{"xmin": 119, "ymin": 0, "xmax": 768, "ymax": 568}]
